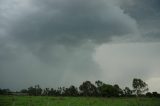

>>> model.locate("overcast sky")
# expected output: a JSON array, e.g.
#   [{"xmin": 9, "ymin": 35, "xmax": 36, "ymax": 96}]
[{"xmin": 0, "ymin": 0, "xmax": 160, "ymax": 92}]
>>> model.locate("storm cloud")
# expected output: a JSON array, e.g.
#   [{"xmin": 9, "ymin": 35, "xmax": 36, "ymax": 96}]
[
  {"xmin": 0, "ymin": 0, "xmax": 160, "ymax": 92},
  {"xmin": 120, "ymin": 0, "xmax": 160, "ymax": 41}
]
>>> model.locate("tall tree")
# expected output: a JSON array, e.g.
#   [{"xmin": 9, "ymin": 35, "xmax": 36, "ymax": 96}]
[
  {"xmin": 0, "ymin": 89, "xmax": 10, "ymax": 95},
  {"xmin": 113, "ymin": 84, "xmax": 123, "ymax": 97},
  {"xmin": 123, "ymin": 87, "xmax": 132, "ymax": 97},
  {"xmin": 95, "ymin": 81, "xmax": 123, "ymax": 97},
  {"xmin": 95, "ymin": 80, "xmax": 104, "ymax": 96},
  {"xmin": 43, "ymin": 88, "xmax": 50, "ymax": 96},
  {"xmin": 132, "ymin": 78, "xmax": 148, "ymax": 96},
  {"xmin": 95, "ymin": 80, "xmax": 103, "ymax": 87},
  {"xmin": 79, "ymin": 81, "xmax": 97, "ymax": 96},
  {"xmin": 100, "ymin": 84, "xmax": 115, "ymax": 97},
  {"xmin": 63, "ymin": 85, "xmax": 79, "ymax": 96},
  {"xmin": 20, "ymin": 89, "xmax": 28, "ymax": 93},
  {"xmin": 28, "ymin": 85, "xmax": 42, "ymax": 96}
]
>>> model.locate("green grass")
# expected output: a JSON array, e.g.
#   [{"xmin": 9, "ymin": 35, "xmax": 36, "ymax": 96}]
[{"xmin": 0, "ymin": 95, "xmax": 160, "ymax": 106}]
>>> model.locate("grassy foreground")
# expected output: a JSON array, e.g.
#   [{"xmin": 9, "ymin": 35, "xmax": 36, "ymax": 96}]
[{"xmin": 0, "ymin": 95, "xmax": 160, "ymax": 106}]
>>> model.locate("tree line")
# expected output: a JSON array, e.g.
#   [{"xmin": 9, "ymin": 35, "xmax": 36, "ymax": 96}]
[{"xmin": 0, "ymin": 78, "xmax": 160, "ymax": 97}]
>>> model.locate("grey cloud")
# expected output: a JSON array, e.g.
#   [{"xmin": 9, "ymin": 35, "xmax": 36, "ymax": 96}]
[
  {"xmin": 94, "ymin": 43, "xmax": 160, "ymax": 91},
  {"xmin": 7, "ymin": 0, "xmax": 138, "ymax": 46},
  {"xmin": 0, "ymin": 0, "xmax": 160, "ymax": 91},
  {"xmin": 1, "ymin": 0, "xmax": 139, "ymax": 63},
  {"xmin": 121, "ymin": 0, "xmax": 160, "ymax": 20},
  {"xmin": 121, "ymin": 0, "xmax": 160, "ymax": 41},
  {"xmin": 142, "ymin": 32, "xmax": 160, "ymax": 42},
  {"xmin": 0, "ymin": 42, "xmax": 101, "ymax": 90}
]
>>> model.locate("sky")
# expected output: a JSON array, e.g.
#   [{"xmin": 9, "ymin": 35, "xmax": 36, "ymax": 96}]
[{"xmin": 0, "ymin": 0, "xmax": 160, "ymax": 92}]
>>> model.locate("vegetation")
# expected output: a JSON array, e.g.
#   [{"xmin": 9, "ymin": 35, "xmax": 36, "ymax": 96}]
[
  {"xmin": 132, "ymin": 78, "xmax": 149, "ymax": 96},
  {"xmin": 0, "ymin": 95, "xmax": 160, "ymax": 106},
  {"xmin": 0, "ymin": 78, "xmax": 160, "ymax": 106},
  {"xmin": 0, "ymin": 78, "xmax": 160, "ymax": 97},
  {"xmin": 0, "ymin": 78, "xmax": 160, "ymax": 98}
]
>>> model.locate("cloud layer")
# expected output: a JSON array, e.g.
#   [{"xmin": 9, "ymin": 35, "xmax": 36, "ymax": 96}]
[{"xmin": 0, "ymin": 0, "xmax": 160, "ymax": 92}]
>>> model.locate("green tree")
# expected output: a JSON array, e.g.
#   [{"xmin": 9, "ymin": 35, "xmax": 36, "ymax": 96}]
[
  {"xmin": 95, "ymin": 80, "xmax": 103, "ymax": 87},
  {"xmin": 113, "ymin": 84, "xmax": 123, "ymax": 97},
  {"xmin": 95, "ymin": 80, "xmax": 104, "ymax": 96},
  {"xmin": 95, "ymin": 81, "xmax": 123, "ymax": 97},
  {"xmin": 123, "ymin": 87, "xmax": 132, "ymax": 97},
  {"xmin": 132, "ymin": 78, "xmax": 148, "ymax": 96},
  {"xmin": 63, "ymin": 85, "xmax": 78, "ymax": 96},
  {"xmin": 79, "ymin": 81, "xmax": 97, "ymax": 96},
  {"xmin": 20, "ymin": 89, "xmax": 28, "ymax": 93},
  {"xmin": 43, "ymin": 88, "xmax": 50, "ymax": 96},
  {"xmin": 100, "ymin": 84, "xmax": 115, "ymax": 97},
  {"xmin": 28, "ymin": 85, "xmax": 42, "ymax": 96},
  {"xmin": 146, "ymin": 92, "xmax": 152, "ymax": 97},
  {"xmin": 0, "ymin": 89, "xmax": 10, "ymax": 95},
  {"xmin": 152, "ymin": 92, "xmax": 160, "ymax": 97}
]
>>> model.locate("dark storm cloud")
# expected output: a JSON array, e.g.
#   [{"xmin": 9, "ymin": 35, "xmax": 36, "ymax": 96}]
[
  {"xmin": 121, "ymin": 0, "xmax": 160, "ymax": 41},
  {"xmin": 8, "ymin": 0, "xmax": 138, "ymax": 46},
  {"xmin": 143, "ymin": 32, "xmax": 160, "ymax": 42},
  {"xmin": 121, "ymin": 0, "xmax": 160, "ymax": 20},
  {"xmin": 0, "ymin": 0, "xmax": 160, "ymax": 91},
  {"xmin": 0, "ymin": 0, "xmax": 139, "ymax": 63}
]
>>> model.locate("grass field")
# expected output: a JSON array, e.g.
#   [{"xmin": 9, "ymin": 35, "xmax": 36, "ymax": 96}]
[{"xmin": 0, "ymin": 95, "xmax": 160, "ymax": 106}]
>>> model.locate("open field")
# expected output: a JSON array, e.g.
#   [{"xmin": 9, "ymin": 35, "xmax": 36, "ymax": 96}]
[{"xmin": 0, "ymin": 96, "xmax": 160, "ymax": 106}]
